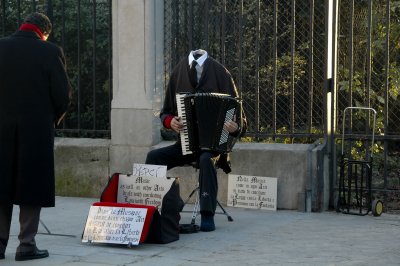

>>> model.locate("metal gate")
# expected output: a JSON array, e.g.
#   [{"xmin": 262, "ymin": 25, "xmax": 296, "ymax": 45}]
[
  {"xmin": 164, "ymin": 0, "xmax": 400, "ymax": 212},
  {"xmin": 0, "ymin": 0, "xmax": 112, "ymax": 138}
]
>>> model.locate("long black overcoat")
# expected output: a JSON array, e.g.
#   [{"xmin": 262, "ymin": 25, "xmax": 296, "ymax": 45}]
[{"xmin": 0, "ymin": 31, "xmax": 71, "ymax": 207}]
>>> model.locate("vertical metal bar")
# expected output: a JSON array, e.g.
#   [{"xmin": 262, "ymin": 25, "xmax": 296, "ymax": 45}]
[
  {"xmin": 347, "ymin": 163, "xmax": 352, "ymax": 212},
  {"xmin": 1, "ymin": 0, "xmax": 5, "ymax": 36},
  {"xmin": 290, "ymin": 0, "xmax": 295, "ymax": 138},
  {"xmin": 255, "ymin": 0, "xmax": 260, "ymax": 134},
  {"xmin": 325, "ymin": 0, "xmax": 339, "ymax": 208},
  {"xmin": 360, "ymin": 163, "xmax": 364, "ymax": 212},
  {"xmin": 366, "ymin": 0, "xmax": 372, "ymax": 109},
  {"xmin": 92, "ymin": 0, "xmax": 97, "ymax": 130},
  {"xmin": 164, "ymin": 0, "xmax": 169, "ymax": 95},
  {"xmin": 172, "ymin": 1, "xmax": 179, "ymax": 65},
  {"xmin": 17, "ymin": 0, "xmax": 21, "ymax": 26},
  {"xmin": 108, "ymin": 0, "xmax": 112, "ymax": 133},
  {"xmin": 221, "ymin": 0, "xmax": 226, "ymax": 65},
  {"xmin": 365, "ymin": 0, "xmax": 373, "ymax": 161},
  {"xmin": 188, "ymin": 0, "xmax": 193, "ymax": 50},
  {"xmin": 308, "ymin": 0, "xmax": 314, "ymax": 134},
  {"xmin": 77, "ymin": 0, "xmax": 81, "ymax": 132},
  {"xmin": 46, "ymin": 0, "xmax": 53, "ymax": 34},
  {"xmin": 238, "ymin": 0, "xmax": 243, "ymax": 97},
  {"xmin": 61, "ymin": 0, "xmax": 66, "ymax": 129},
  {"xmin": 355, "ymin": 163, "xmax": 359, "ymax": 211},
  {"xmin": 61, "ymin": 0, "xmax": 65, "ymax": 49},
  {"xmin": 383, "ymin": 0, "xmax": 390, "ymax": 191},
  {"xmin": 349, "ymin": 0, "xmax": 354, "ymax": 112},
  {"xmin": 204, "ymin": 0, "xmax": 209, "ymax": 50},
  {"xmin": 32, "ymin": 0, "xmax": 36, "ymax": 11},
  {"xmin": 273, "ymin": 0, "xmax": 277, "ymax": 137},
  {"xmin": 367, "ymin": 163, "xmax": 372, "ymax": 212},
  {"xmin": 354, "ymin": 164, "xmax": 363, "ymax": 213}
]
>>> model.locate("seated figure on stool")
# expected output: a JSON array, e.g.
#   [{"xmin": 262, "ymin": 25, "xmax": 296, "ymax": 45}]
[{"xmin": 146, "ymin": 49, "xmax": 246, "ymax": 232}]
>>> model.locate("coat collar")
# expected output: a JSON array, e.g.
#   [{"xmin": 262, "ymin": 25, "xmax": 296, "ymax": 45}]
[{"xmin": 12, "ymin": 30, "xmax": 42, "ymax": 40}]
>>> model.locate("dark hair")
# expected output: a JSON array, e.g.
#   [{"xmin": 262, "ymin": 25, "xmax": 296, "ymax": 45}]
[{"xmin": 23, "ymin": 12, "xmax": 52, "ymax": 35}]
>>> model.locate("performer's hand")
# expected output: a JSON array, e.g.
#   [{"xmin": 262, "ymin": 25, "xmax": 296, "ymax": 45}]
[
  {"xmin": 224, "ymin": 120, "xmax": 239, "ymax": 133},
  {"xmin": 171, "ymin": 116, "xmax": 184, "ymax": 133}
]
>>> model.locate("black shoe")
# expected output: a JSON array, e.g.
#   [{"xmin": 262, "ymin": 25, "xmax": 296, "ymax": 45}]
[
  {"xmin": 15, "ymin": 247, "xmax": 49, "ymax": 261},
  {"xmin": 0, "ymin": 253, "xmax": 4, "ymax": 259},
  {"xmin": 200, "ymin": 215, "xmax": 216, "ymax": 232}
]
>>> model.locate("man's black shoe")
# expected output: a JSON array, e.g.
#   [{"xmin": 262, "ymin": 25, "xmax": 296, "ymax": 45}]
[
  {"xmin": 15, "ymin": 248, "xmax": 49, "ymax": 261},
  {"xmin": 0, "ymin": 253, "xmax": 4, "ymax": 259}
]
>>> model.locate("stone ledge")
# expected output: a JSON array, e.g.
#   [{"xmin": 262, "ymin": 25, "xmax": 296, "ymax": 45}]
[
  {"xmin": 166, "ymin": 142, "xmax": 315, "ymax": 210},
  {"xmin": 55, "ymin": 138, "xmax": 320, "ymax": 210},
  {"xmin": 54, "ymin": 137, "xmax": 110, "ymax": 198}
]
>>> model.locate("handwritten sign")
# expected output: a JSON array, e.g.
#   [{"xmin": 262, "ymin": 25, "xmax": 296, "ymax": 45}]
[
  {"xmin": 227, "ymin": 174, "xmax": 277, "ymax": 211},
  {"xmin": 82, "ymin": 206, "xmax": 147, "ymax": 245},
  {"xmin": 132, "ymin": 163, "xmax": 167, "ymax": 178},
  {"xmin": 117, "ymin": 164, "xmax": 173, "ymax": 211}
]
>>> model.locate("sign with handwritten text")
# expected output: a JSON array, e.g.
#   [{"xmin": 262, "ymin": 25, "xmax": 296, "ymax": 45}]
[
  {"xmin": 82, "ymin": 206, "xmax": 147, "ymax": 245},
  {"xmin": 227, "ymin": 174, "xmax": 277, "ymax": 211},
  {"xmin": 117, "ymin": 164, "xmax": 173, "ymax": 211},
  {"xmin": 132, "ymin": 163, "xmax": 167, "ymax": 178}
]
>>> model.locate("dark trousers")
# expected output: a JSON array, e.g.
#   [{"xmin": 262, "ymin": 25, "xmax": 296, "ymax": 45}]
[
  {"xmin": 145, "ymin": 142, "xmax": 218, "ymax": 215},
  {"xmin": 0, "ymin": 204, "xmax": 41, "ymax": 254}
]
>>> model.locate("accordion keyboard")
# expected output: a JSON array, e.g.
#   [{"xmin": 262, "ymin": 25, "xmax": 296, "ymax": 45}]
[{"xmin": 176, "ymin": 94, "xmax": 192, "ymax": 155}]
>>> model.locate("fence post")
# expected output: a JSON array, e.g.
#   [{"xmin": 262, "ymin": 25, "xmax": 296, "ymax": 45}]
[
  {"xmin": 110, "ymin": 0, "xmax": 164, "ymax": 174},
  {"xmin": 325, "ymin": 0, "xmax": 339, "ymax": 209}
]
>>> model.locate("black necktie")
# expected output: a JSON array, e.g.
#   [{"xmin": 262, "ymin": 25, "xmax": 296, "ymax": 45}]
[{"xmin": 190, "ymin": 60, "xmax": 198, "ymax": 87}]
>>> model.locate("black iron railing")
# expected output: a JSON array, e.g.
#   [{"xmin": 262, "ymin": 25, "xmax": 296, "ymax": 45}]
[{"xmin": 0, "ymin": 0, "xmax": 112, "ymax": 138}]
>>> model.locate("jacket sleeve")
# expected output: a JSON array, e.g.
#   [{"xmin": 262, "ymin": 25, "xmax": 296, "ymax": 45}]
[{"xmin": 49, "ymin": 46, "xmax": 72, "ymax": 125}]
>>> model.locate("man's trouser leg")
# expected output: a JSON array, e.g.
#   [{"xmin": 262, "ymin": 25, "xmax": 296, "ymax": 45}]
[
  {"xmin": 16, "ymin": 206, "xmax": 41, "ymax": 252},
  {"xmin": 198, "ymin": 152, "xmax": 218, "ymax": 215},
  {"xmin": 0, "ymin": 203, "xmax": 13, "ymax": 254}
]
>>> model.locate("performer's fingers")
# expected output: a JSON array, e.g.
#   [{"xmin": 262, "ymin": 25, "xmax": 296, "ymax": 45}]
[{"xmin": 224, "ymin": 121, "xmax": 238, "ymax": 133}]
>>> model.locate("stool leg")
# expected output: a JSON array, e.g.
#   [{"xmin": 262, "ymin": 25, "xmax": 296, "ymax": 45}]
[
  {"xmin": 191, "ymin": 188, "xmax": 200, "ymax": 225},
  {"xmin": 216, "ymin": 200, "xmax": 234, "ymax": 222},
  {"xmin": 182, "ymin": 186, "xmax": 234, "ymax": 224},
  {"xmin": 184, "ymin": 187, "xmax": 199, "ymax": 205}
]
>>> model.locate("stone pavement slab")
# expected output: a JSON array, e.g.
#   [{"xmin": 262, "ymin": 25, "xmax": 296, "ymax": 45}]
[{"xmin": 2, "ymin": 196, "xmax": 400, "ymax": 266}]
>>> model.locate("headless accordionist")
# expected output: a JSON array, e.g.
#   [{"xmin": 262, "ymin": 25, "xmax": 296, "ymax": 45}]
[{"xmin": 145, "ymin": 49, "xmax": 246, "ymax": 232}]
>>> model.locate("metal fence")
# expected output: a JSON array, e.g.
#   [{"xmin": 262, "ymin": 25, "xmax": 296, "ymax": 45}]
[
  {"xmin": 164, "ymin": 0, "xmax": 400, "ymax": 211},
  {"xmin": 0, "ymin": 0, "xmax": 112, "ymax": 138},
  {"xmin": 336, "ymin": 0, "xmax": 400, "ymax": 212},
  {"xmin": 164, "ymin": 0, "xmax": 327, "ymax": 142}
]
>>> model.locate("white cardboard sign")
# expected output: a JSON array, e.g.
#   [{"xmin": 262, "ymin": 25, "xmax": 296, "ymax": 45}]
[
  {"xmin": 82, "ymin": 206, "xmax": 147, "ymax": 245},
  {"xmin": 227, "ymin": 174, "xmax": 277, "ymax": 211},
  {"xmin": 117, "ymin": 164, "xmax": 173, "ymax": 210}
]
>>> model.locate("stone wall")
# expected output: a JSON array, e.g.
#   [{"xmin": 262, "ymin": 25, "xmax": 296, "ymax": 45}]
[{"xmin": 54, "ymin": 138, "xmax": 328, "ymax": 211}]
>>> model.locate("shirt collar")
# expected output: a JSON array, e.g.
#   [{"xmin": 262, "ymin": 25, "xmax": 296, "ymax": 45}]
[{"xmin": 188, "ymin": 49, "xmax": 208, "ymax": 67}]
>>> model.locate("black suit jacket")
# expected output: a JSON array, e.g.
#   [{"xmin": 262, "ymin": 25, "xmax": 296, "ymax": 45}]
[
  {"xmin": 161, "ymin": 56, "xmax": 247, "ymax": 173},
  {"xmin": 0, "ymin": 31, "xmax": 71, "ymax": 207},
  {"xmin": 161, "ymin": 56, "xmax": 246, "ymax": 137}
]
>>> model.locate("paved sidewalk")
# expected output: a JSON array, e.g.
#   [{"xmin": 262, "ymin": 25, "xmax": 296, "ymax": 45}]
[{"xmin": 2, "ymin": 196, "xmax": 400, "ymax": 266}]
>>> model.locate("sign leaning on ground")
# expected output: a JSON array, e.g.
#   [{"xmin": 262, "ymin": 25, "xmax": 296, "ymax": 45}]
[
  {"xmin": 117, "ymin": 163, "xmax": 173, "ymax": 211},
  {"xmin": 227, "ymin": 174, "xmax": 278, "ymax": 211},
  {"xmin": 82, "ymin": 206, "xmax": 147, "ymax": 246},
  {"xmin": 82, "ymin": 164, "xmax": 173, "ymax": 246}
]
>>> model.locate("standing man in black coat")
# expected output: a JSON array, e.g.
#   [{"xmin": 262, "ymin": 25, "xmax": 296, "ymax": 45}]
[{"xmin": 0, "ymin": 12, "xmax": 71, "ymax": 261}]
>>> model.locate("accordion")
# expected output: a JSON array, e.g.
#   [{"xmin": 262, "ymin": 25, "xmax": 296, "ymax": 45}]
[{"xmin": 176, "ymin": 92, "xmax": 242, "ymax": 155}]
